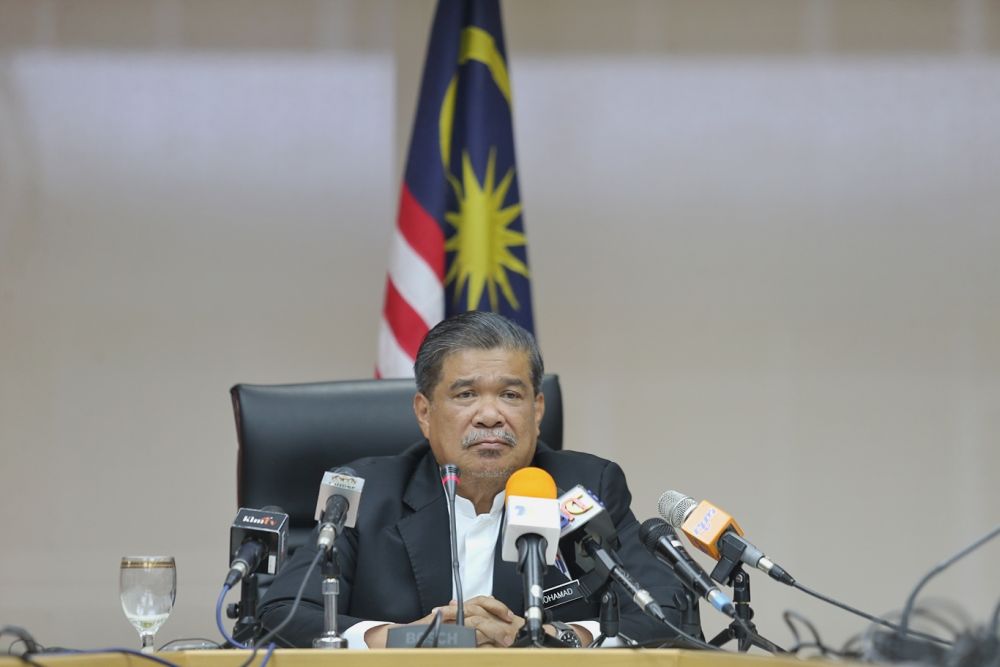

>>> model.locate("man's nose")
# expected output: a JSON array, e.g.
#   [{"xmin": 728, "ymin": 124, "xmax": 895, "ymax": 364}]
[{"xmin": 474, "ymin": 397, "xmax": 504, "ymax": 428}]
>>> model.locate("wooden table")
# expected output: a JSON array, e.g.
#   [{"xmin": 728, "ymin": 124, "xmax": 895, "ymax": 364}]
[{"xmin": 0, "ymin": 648, "xmax": 816, "ymax": 667}]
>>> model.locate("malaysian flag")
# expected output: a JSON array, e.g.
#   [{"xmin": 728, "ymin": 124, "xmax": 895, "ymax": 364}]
[{"xmin": 377, "ymin": 0, "xmax": 534, "ymax": 378}]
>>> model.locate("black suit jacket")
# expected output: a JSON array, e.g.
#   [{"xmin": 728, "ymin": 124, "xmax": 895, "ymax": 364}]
[{"xmin": 258, "ymin": 441, "xmax": 701, "ymax": 647}]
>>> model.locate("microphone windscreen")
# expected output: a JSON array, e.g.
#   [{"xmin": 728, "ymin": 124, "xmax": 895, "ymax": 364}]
[
  {"xmin": 638, "ymin": 517, "xmax": 674, "ymax": 550},
  {"xmin": 313, "ymin": 468, "xmax": 365, "ymax": 525},
  {"xmin": 505, "ymin": 466, "xmax": 557, "ymax": 500},
  {"xmin": 657, "ymin": 490, "xmax": 696, "ymax": 528},
  {"xmin": 501, "ymin": 467, "xmax": 560, "ymax": 564},
  {"xmin": 440, "ymin": 463, "xmax": 460, "ymax": 483}
]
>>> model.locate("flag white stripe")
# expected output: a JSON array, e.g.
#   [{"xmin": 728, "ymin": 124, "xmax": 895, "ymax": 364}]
[
  {"xmin": 387, "ymin": 228, "xmax": 444, "ymax": 330},
  {"xmin": 377, "ymin": 317, "xmax": 417, "ymax": 378}
]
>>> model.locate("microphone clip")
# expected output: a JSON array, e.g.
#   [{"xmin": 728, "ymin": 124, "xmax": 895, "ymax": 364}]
[{"xmin": 711, "ymin": 532, "xmax": 751, "ymax": 585}]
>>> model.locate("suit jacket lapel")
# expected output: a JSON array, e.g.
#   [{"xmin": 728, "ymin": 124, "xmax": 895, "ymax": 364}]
[{"xmin": 395, "ymin": 447, "xmax": 453, "ymax": 613}]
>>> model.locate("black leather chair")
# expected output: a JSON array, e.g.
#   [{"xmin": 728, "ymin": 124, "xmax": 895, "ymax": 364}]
[{"xmin": 231, "ymin": 375, "xmax": 563, "ymax": 552}]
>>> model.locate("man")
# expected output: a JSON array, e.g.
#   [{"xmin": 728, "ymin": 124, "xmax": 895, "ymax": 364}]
[{"xmin": 258, "ymin": 311, "xmax": 700, "ymax": 648}]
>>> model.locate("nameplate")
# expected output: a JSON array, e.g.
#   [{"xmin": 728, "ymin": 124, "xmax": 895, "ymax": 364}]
[{"xmin": 543, "ymin": 579, "xmax": 585, "ymax": 609}]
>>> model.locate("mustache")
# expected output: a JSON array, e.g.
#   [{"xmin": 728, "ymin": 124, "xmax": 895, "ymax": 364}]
[{"xmin": 461, "ymin": 428, "xmax": 517, "ymax": 448}]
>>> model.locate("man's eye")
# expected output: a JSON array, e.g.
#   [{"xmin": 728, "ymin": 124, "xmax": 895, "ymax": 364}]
[
  {"xmin": 455, "ymin": 390, "xmax": 475, "ymax": 399},
  {"xmin": 501, "ymin": 391, "xmax": 522, "ymax": 400}
]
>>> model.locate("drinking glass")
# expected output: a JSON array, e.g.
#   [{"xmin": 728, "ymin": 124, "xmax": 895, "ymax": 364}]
[{"xmin": 119, "ymin": 556, "xmax": 176, "ymax": 652}]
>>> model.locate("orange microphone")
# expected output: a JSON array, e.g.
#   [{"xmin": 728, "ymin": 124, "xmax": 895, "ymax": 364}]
[
  {"xmin": 658, "ymin": 490, "xmax": 795, "ymax": 585},
  {"xmin": 501, "ymin": 467, "xmax": 561, "ymax": 645},
  {"xmin": 501, "ymin": 467, "xmax": 559, "ymax": 557}
]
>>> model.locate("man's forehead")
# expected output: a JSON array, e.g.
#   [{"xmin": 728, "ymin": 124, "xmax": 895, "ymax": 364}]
[{"xmin": 435, "ymin": 347, "xmax": 533, "ymax": 386}]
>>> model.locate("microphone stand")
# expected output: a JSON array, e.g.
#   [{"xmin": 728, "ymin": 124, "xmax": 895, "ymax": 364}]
[
  {"xmin": 673, "ymin": 586, "xmax": 702, "ymax": 641},
  {"xmin": 517, "ymin": 536, "xmax": 549, "ymax": 646},
  {"xmin": 510, "ymin": 536, "xmax": 570, "ymax": 648},
  {"xmin": 227, "ymin": 573, "xmax": 261, "ymax": 647},
  {"xmin": 312, "ymin": 545, "xmax": 348, "ymax": 649},
  {"xmin": 385, "ymin": 466, "xmax": 475, "ymax": 648},
  {"xmin": 590, "ymin": 588, "xmax": 637, "ymax": 647},
  {"xmin": 707, "ymin": 538, "xmax": 784, "ymax": 653},
  {"xmin": 708, "ymin": 567, "xmax": 760, "ymax": 651}
]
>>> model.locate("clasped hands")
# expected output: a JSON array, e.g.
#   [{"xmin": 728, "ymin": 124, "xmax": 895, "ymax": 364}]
[{"xmin": 364, "ymin": 595, "xmax": 592, "ymax": 648}]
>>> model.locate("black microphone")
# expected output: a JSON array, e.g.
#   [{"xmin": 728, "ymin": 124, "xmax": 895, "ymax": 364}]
[
  {"xmin": 385, "ymin": 465, "xmax": 476, "ymax": 647},
  {"xmin": 314, "ymin": 467, "xmax": 365, "ymax": 552},
  {"xmin": 439, "ymin": 464, "xmax": 467, "ymax": 626},
  {"xmin": 639, "ymin": 518, "xmax": 736, "ymax": 617},
  {"xmin": 226, "ymin": 505, "xmax": 289, "ymax": 588},
  {"xmin": 557, "ymin": 485, "xmax": 668, "ymax": 623}
]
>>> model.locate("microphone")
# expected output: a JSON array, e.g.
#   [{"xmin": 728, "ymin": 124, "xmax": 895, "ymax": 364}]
[
  {"xmin": 557, "ymin": 485, "xmax": 668, "ymax": 623},
  {"xmin": 226, "ymin": 505, "xmax": 289, "ymax": 588},
  {"xmin": 314, "ymin": 467, "xmax": 365, "ymax": 552},
  {"xmin": 439, "ymin": 464, "xmax": 466, "ymax": 627},
  {"xmin": 440, "ymin": 463, "xmax": 460, "ymax": 503},
  {"xmin": 638, "ymin": 518, "xmax": 736, "ymax": 617},
  {"xmin": 658, "ymin": 490, "xmax": 794, "ymax": 585},
  {"xmin": 383, "ymin": 465, "xmax": 478, "ymax": 648},
  {"xmin": 501, "ymin": 467, "xmax": 561, "ymax": 645}
]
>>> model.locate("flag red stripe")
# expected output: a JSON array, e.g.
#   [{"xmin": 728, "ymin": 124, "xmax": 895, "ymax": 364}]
[
  {"xmin": 382, "ymin": 278, "xmax": 430, "ymax": 360},
  {"xmin": 397, "ymin": 184, "xmax": 445, "ymax": 280}
]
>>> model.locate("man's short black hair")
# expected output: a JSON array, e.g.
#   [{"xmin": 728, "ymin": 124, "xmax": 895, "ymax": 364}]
[{"xmin": 414, "ymin": 311, "xmax": 544, "ymax": 397}]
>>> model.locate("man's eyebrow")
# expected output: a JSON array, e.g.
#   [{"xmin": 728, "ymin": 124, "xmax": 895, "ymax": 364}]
[
  {"xmin": 447, "ymin": 376, "xmax": 527, "ymax": 391},
  {"xmin": 448, "ymin": 378, "xmax": 476, "ymax": 391}
]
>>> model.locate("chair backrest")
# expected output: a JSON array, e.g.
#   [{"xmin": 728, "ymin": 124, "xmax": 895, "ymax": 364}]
[{"xmin": 231, "ymin": 375, "xmax": 563, "ymax": 551}]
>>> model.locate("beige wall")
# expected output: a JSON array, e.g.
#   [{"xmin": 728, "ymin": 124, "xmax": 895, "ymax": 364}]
[{"xmin": 1, "ymin": 0, "xmax": 998, "ymax": 653}]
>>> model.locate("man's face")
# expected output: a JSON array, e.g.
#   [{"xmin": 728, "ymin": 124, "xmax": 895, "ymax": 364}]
[{"xmin": 414, "ymin": 347, "xmax": 544, "ymax": 482}]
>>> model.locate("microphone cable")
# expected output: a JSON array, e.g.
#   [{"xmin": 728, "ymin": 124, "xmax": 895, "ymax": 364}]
[
  {"xmin": 855, "ymin": 523, "xmax": 1000, "ymax": 666},
  {"xmin": 791, "ymin": 523, "xmax": 1000, "ymax": 648},
  {"xmin": 415, "ymin": 609, "xmax": 444, "ymax": 648},
  {"xmin": 3, "ymin": 626, "xmax": 186, "ymax": 667},
  {"xmin": 2, "ymin": 626, "xmax": 44, "ymax": 667},
  {"xmin": 17, "ymin": 647, "xmax": 182, "ymax": 667},
  {"xmin": 792, "ymin": 580, "xmax": 953, "ymax": 646},
  {"xmin": 236, "ymin": 547, "xmax": 324, "ymax": 667},
  {"xmin": 216, "ymin": 586, "xmax": 250, "ymax": 650},
  {"xmin": 782, "ymin": 609, "xmax": 854, "ymax": 657},
  {"xmin": 257, "ymin": 641, "xmax": 277, "ymax": 667},
  {"xmin": 898, "ymin": 523, "xmax": 1000, "ymax": 637},
  {"xmin": 648, "ymin": 612, "xmax": 722, "ymax": 651}
]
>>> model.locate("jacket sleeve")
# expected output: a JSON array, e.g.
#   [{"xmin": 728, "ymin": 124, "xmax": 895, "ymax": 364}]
[{"xmin": 257, "ymin": 525, "xmax": 368, "ymax": 648}]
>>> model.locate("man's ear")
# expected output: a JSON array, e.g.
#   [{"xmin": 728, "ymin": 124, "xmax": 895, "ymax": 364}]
[
  {"xmin": 534, "ymin": 390, "xmax": 545, "ymax": 436},
  {"xmin": 413, "ymin": 392, "xmax": 432, "ymax": 440}
]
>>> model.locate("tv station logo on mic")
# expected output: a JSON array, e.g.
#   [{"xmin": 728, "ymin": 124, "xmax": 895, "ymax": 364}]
[
  {"xmin": 234, "ymin": 508, "xmax": 286, "ymax": 530},
  {"xmin": 313, "ymin": 468, "xmax": 365, "ymax": 527},
  {"xmin": 229, "ymin": 508, "xmax": 288, "ymax": 576},
  {"xmin": 690, "ymin": 506, "xmax": 718, "ymax": 539},
  {"xmin": 237, "ymin": 512, "xmax": 280, "ymax": 528},
  {"xmin": 327, "ymin": 471, "xmax": 362, "ymax": 491},
  {"xmin": 557, "ymin": 485, "xmax": 604, "ymax": 537}
]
